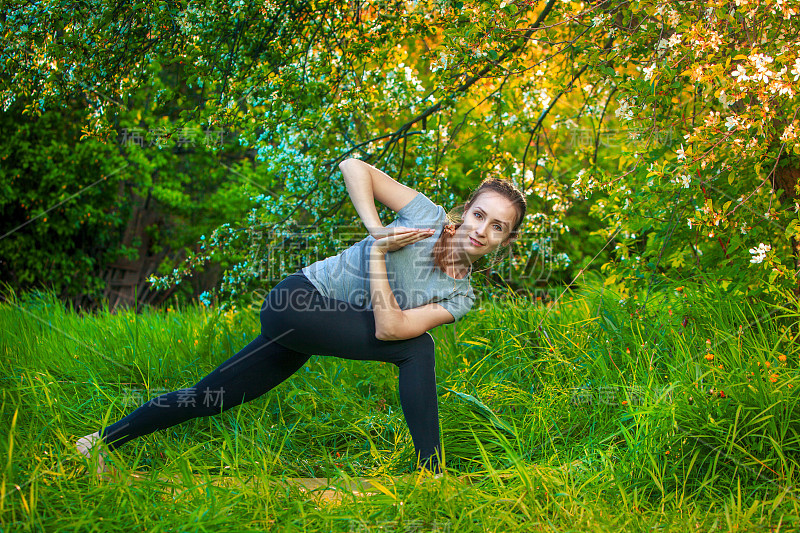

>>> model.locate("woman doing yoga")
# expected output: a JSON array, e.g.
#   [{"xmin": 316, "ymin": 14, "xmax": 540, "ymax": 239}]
[{"xmin": 77, "ymin": 158, "xmax": 527, "ymax": 475}]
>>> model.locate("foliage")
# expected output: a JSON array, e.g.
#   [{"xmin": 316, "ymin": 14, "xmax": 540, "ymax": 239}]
[
  {"xmin": 0, "ymin": 103, "xmax": 131, "ymax": 300},
  {"xmin": 566, "ymin": 0, "xmax": 800, "ymax": 301},
  {"xmin": 3, "ymin": 0, "xmax": 800, "ymax": 308},
  {"xmin": 2, "ymin": 0, "xmax": 582, "ymax": 309},
  {"xmin": 0, "ymin": 93, "xmax": 260, "ymax": 304}
]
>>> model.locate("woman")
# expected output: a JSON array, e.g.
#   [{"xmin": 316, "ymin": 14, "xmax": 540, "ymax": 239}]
[{"xmin": 77, "ymin": 158, "xmax": 527, "ymax": 475}]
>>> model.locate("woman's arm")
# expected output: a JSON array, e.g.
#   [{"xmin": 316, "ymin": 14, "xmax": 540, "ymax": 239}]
[
  {"xmin": 339, "ymin": 159, "xmax": 419, "ymax": 237},
  {"xmin": 369, "ymin": 238, "xmax": 457, "ymax": 341}
]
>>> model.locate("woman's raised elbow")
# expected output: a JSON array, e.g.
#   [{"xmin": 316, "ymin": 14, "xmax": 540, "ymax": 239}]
[{"xmin": 339, "ymin": 158, "xmax": 358, "ymax": 171}]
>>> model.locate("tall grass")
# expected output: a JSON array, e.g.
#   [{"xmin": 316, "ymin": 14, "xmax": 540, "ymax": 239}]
[{"xmin": 1, "ymin": 276, "xmax": 799, "ymax": 531}]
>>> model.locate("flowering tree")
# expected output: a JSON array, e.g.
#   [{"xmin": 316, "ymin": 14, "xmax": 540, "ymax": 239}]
[
  {"xmin": 567, "ymin": 0, "xmax": 800, "ymax": 301},
  {"xmin": 4, "ymin": 0, "xmax": 799, "ymax": 307}
]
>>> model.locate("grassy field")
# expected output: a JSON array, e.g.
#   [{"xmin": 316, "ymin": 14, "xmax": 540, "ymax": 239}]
[{"xmin": 2, "ymin": 273, "xmax": 799, "ymax": 532}]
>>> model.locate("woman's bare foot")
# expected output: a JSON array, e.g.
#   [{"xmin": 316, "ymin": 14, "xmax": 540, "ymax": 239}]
[{"xmin": 75, "ymin": 431, "xmax": 109, "ymax": 475}]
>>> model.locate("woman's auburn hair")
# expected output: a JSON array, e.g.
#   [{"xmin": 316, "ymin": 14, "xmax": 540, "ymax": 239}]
[{"xmin": 430, "ymin": 177, "xmax": 527, "ymax": 274}]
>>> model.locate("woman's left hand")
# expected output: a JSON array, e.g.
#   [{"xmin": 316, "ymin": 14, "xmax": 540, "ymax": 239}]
[{"xmin": 371, "ymin": 227, "xmax": 435, "ymax": 254}]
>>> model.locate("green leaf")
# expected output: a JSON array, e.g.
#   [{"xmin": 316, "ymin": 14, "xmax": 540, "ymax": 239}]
[
  {"xmin": 443, "ymin": 388, "xmax": 515, "ymax": 436},
  {"xmin": 786, "ymin": 219, "xmax": 800, "ymax": 239},
  {"xmin": 599, "ymin": 65, "xmax": 616, "ymax": 77}
]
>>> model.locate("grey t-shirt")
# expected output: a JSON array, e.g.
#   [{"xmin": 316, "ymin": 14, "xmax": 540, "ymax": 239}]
[{"xmin": 301, "ymin": 192, "xmax": 476, "ymax": 322}]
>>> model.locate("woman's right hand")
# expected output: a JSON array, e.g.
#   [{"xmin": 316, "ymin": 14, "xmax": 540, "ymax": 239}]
[
  {"xmin": 371, "ymin": 227, "xmax": 436, "ymax": 254},
  {"xmin": 370, "ymin": 226, "xmax": 433, "ymax": 242}
]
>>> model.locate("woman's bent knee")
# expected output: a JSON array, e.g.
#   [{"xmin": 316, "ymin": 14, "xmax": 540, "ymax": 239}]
[
  {"xmin": 424, "ymin": 331, "xmax": 435, "ymax": 351},
  {"xmin": 414, "ymin": 332, "xmax": 436, "ymax": 356},
  {"xmin": 393, "ymin": 332, "xmax": 436, "ymax": 368}
]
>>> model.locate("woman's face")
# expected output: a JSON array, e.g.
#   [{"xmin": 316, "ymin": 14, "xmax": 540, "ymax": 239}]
[{"xmin": 454, "ymin": 191, "xmax": 519, "ymax": 262}]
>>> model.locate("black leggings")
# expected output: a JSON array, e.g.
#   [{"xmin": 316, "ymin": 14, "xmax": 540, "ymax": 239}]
[{"xmin": 98, "ymin": 271, "xmax": 442, "ymax": 472}]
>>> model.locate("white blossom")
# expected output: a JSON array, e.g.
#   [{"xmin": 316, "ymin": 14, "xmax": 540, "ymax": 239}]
[
  {"xmin": 749, "ymin": 53, "xmax": 774, "ymax": 69},
  {"xmin": 749, "ymin": 242, "xmax": 771, "ymax": 264},
  {"xmin": 731, "ymin": 64, "xmax": 749, "ymax": 82},
  {"xmin": 537, "ymin": 89, "xmax": 552, "ymax": 109},
  {"xmin": 523, "ymin": 169, "xmax": 534, "ymax": 186},
  {"xmin": 781, "ymin": 123, "xmax": 797, "ymax": 142},
  {"xmin": 592, "ymin": 14, "xmax": 607, "ymax": 27},
  {"xmin": 615, "ymin": 98, "xmax": 634, "ymax": 121},
  {"xmin": 656, "ymin": 39, "xmax": 670, "ymax": 57},
  {"xmin": 671, "ymin": 174, "xmax": 691, "ymax": 188}
]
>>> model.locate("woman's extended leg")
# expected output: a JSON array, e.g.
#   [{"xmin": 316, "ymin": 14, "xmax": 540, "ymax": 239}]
[
  {"xmin": 86, "ymin": 270, "xmax": 442, "ymax": 472},
  {"xmin": 260, "ymin": 272, "xmax": 442, "ymax": 473},
  {"xmin": 97, "ymin": 331, "xmax": 311, "ymax": 451}
]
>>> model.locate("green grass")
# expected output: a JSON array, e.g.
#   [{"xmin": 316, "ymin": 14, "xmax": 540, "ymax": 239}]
[{"xmin": 2, "ymin": 273, "xmax": 800, "ymax": 531}]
